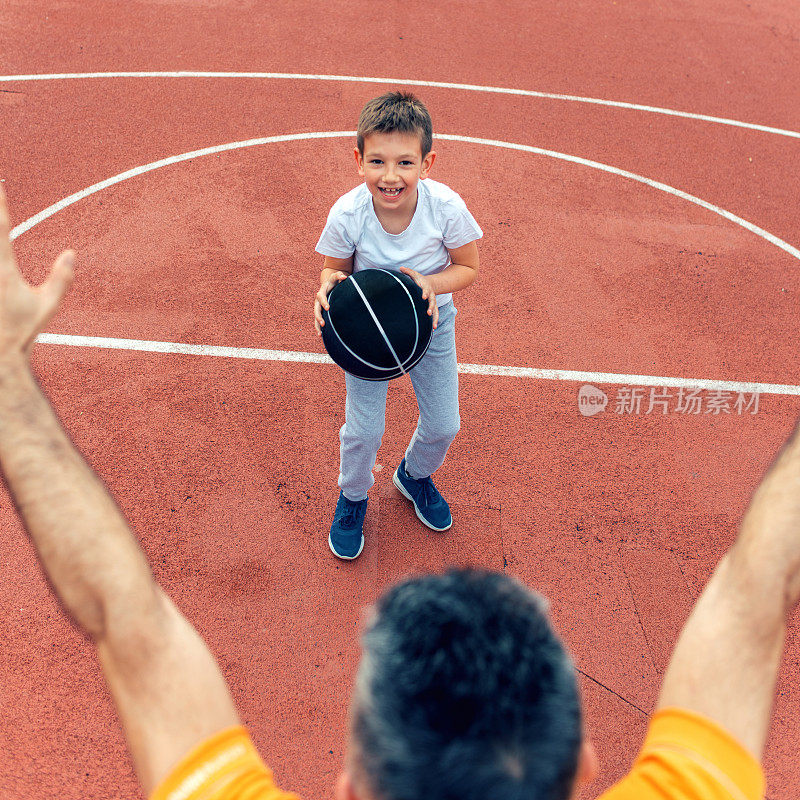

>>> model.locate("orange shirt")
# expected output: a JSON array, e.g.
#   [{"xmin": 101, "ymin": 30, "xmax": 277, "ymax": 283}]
[
  {"xmin": 150, "ymin": 708, "xmax": 764, "ymax": 800},
  {"xmin": 149, "ymin": 727, "xmax": 298, "ymax": 800},
  {"xmin": 598, "ymin": 707, "xmax": 764, "ymax": 800}
]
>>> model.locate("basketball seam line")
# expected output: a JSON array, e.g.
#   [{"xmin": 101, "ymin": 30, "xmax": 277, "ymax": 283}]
[
  {"xmin": 325, "ymin": 309, "xmax": 399, "ymax": 372},
  {"xmin": 383, "ymin": 270, "xmax": 420, "ymax": 362},
  {"xmin": 348, "ymin": 275, "xmax": 408, "ymax": 376}
]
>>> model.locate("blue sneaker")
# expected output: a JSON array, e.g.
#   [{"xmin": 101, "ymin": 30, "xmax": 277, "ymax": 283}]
[
  {"xmin": 392, "ymin": 458, "xmax": 452, "ymax": 531},
  {"xmin": 328, "ymin": 491, "xmax": 367, "ymax": 560}
]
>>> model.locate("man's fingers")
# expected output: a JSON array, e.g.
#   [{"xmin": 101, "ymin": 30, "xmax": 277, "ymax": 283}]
[
  {"xmin": 0, "ymin": 187, "xmax": 18, "ymax": 273},
  {"xmin": 28, "ymin": 252, "xmax": 75, "ymax": 346},
  {"xmin": 0, "ymin": 184, "xmax": 8, "ymax": 231},
  {"xmin": 0, "ymin": 192, "xmax": 75, "ymax": 357},
  {"xmin": 0, "ymin": 180, "xmax": 8, "ymax": 222},
  {"xmin": 53, "ymin": 249, "xmax": 76, "ymax": 280},
  {"xmin": 41, "ymin": 251, "xmax": 75, "ymax": 306}
]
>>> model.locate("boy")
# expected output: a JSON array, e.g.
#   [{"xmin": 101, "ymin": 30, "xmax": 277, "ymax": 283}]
[{"xmin": 313, "ymin": 91, "xmax": 483, "ymax": 560}]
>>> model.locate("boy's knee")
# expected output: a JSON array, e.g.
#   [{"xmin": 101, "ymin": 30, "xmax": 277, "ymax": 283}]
[
  {"xmin": 426, "ymin": 415, "xmax": 460, "ymax": 444},
  {"xmin": 341, "ymin": 420, "xmax": 386, "ymax": 451},
  {"xmin": 445, "ymin": 421, "xmax": 461, "ymax": 443}
]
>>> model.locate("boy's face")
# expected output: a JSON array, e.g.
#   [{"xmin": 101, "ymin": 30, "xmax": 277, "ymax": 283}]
[{"xmin": 355, "ymin": 131, "xmax": 436, "ymax": 216}]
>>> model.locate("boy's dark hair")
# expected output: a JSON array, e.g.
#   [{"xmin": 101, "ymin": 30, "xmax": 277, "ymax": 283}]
[
  {"xmin": 352, "ymin": 569, "xmax": 582, "ymax": 800},
  {"xmin": 356, "ymin": 91, "xmax": 433, "ymax": 158}
]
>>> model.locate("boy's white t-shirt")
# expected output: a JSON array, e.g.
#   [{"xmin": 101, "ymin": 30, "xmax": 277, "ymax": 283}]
[{"xmin": 315, "ymin": 178, "xmax": 483, "ymax": 307}]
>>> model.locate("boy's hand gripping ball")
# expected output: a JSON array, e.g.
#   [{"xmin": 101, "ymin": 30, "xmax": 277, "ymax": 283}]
[{"xmin": 321, "ymin": 268, "xmax": 433, "ymax": 381}]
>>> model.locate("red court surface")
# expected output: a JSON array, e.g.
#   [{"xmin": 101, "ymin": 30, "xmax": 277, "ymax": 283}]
[{"xmin": 1, "ymin": 2, "xmax": 799, "ymax": 798}]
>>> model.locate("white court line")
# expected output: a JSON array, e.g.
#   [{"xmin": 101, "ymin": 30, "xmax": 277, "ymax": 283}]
[
  {"xmin": 9, "ymin": 132, "xmax": 353, "ymax": 241},
  {"xmin": 38, "ymin": 333, "xmax": 331, "ymax": 364},
  {"xmin": 10, "ymin": 131, "xmax": 800, "ymax": 263},
  {"xmin": 11, "ymin": 131, "xmax": 799, "ymax": 397},
  {"xmin": 438, "ymin": 135, "xmax": 800, "ymax": 261},
  {"xmin": 1, "ymin": 71, "xmax": 799, "ymax": 140},
  {"xmin": 37, "ymin": 333, "xmax": 800, "ymax": 396}
]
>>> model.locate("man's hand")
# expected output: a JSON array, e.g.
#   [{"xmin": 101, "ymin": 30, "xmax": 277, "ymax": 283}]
[
  {"xmin": 0, "ymin": 185, "xmax": 74, "ymax": 359},
  {"xmin": 0, "ymin": 185, "xmax": 242, "ymax": 795},
  {"xmin": 399, "ymin": 266, "xmax": 439, "ymax": 329}
]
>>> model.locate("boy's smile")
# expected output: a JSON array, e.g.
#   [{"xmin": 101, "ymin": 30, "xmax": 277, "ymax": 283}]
[{"xmin": 355, "ymin": 131, "xmax": 436, "ymax": 226}]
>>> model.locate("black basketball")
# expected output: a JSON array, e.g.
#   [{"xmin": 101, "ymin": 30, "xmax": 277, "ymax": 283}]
[{"xmin": 321, "ymin": 269, "xmax": 434, "ymax": 381}]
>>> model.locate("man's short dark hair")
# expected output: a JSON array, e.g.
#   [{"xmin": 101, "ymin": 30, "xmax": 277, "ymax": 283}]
[
  {"xmin": 352, "ymin": 569, "xmax": 582, "ymax": 800},
  {"xmin": 356, "ymin": 91, "xmax": 433, "ymax": 158}
]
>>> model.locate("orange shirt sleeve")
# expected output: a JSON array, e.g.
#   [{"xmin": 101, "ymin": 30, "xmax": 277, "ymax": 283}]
[
  {"xmin": 597, "ymin": 707, "xmax": 765, "ymax": 800},
  {"xmin": 149, "ymin": 727, "xmax": 300, "ymax": 800}
]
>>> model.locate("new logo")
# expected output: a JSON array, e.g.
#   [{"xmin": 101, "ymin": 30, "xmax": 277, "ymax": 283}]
[{"xmin": 578, "ymin": 384, "xmax": 608, "ymax": 417}]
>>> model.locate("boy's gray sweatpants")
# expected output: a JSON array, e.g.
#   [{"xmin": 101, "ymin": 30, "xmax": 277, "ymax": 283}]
[{"xmin": 339, "ymin": 301, "xmax": 460, "ymax": 502}]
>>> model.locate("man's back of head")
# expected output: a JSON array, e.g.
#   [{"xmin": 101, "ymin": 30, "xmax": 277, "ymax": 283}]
[{"xmin": 349, "ymin": 569, "xmax": 582, "ymax": 800}]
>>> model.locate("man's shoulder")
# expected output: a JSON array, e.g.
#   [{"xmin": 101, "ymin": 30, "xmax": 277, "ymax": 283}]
[
  {"xmin": 596, "ymin": 708, "xmax": 764, "ymax": 800},
  {"xmin": 328, "ymin": 183, "xmax": 372, "ymax": 219}
]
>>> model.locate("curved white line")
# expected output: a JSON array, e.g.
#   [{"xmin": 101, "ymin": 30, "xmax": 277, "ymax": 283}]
[
  {"xmin": 438, "ymin": 135, "xmax": 800, "ymax": 262},
  {"xmin": 10, "ymin": 131, "xmax": 800, "ymax": 265},
  {"xmin": 0, "ymin": 71, "xmax": 798, "ymax": 140},
  {"xmin": 9, "ymin": 131, "xmax": 353, "ymax": 241}
]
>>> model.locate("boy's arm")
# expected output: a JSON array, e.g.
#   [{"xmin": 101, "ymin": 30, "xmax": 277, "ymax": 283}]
[
  {"xmin": 0, "ymin": 187, "xmax": 241, "ymax": 795},
  {"xmin": 314, "ymin": 254, "xmax": 353, "ymax": 334},
  {"xmin": 400, "ymin": 240, "xmax": 479, "ymax": 330},
  {"xmin": 431, "ymin": 240, "xmax": 480, "ymax": 295},
  {"xmin": 657, "ymin": 417, "xmax": 800, "ymax": 758}
]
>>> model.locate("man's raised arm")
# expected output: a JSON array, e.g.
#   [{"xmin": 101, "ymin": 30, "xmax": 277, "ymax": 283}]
[
  {"xmin": 0, "ymin": 187, "xmax": 240, "ymax": 795},
  {"xmin": 658, "ymin": 416, "xmax": 800, "ymax": 757}
]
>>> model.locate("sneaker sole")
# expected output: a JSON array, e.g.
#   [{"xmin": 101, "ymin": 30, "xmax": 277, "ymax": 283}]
[
  {"xmin": 392, "ymin": 470, "xmax": 453, "ymax": 531},
  {"xmin": 328, "ymin": 532, "xmax": 365, "ymax": 560}
]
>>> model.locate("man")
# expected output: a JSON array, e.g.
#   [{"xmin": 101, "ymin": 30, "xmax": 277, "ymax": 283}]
[{"xmin": 1, "ymin": 184, "xmax": 791, "ymax": 799}]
